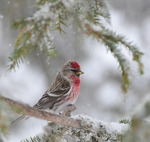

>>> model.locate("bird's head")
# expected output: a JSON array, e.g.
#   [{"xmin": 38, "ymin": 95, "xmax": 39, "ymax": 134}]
[{"xmin": 61, "ymin": 60, "xmax": 84, "ymax": 82}]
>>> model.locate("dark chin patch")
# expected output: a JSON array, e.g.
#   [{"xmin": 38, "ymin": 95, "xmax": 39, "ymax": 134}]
[{"xmin": 76, "ymin": 73, "xmax": 80, "ymax": 77}]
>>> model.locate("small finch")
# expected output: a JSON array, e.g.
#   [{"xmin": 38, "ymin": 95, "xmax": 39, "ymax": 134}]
[{"xmin": 12, "ymin": 60, "xmax": 83, "ymax": 124}]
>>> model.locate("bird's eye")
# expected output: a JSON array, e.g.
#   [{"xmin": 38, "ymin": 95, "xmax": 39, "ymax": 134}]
[
  {"xmin": 71, "ymin": 68, "xmax": 79, "ymax": 73},
  {"xmin": 71, "ymin": 69, "xmax": 77, "ymax": 72}
]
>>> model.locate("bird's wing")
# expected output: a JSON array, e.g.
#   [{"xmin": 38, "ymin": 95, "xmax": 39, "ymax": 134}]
[
  {"xmin": 48, "ymin": 73, "xmax": 71, "ymax": 96},
  {"xmin": 34, "ymin": 93, "xmax": 59, "ymax": 109},
  {"xmin": 34, "ymin": 73, "xmax": 71, "ymax": 110}
]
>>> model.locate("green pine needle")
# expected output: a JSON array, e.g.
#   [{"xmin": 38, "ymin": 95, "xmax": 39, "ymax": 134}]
[{"xmin": 9, "ymin": 0, "xmax": 144, "ymax": 93}]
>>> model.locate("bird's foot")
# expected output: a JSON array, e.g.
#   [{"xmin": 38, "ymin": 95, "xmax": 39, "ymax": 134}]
[{"xmin": 61, "ymin": 104, "xmax": 77, "ymax": 117}]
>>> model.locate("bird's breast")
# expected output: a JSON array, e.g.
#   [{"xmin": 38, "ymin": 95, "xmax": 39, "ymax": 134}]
[
  {"xmin": 70, "ymin": 75, "xmax": 81, "ymax": 86},
  {"xmin": 67, "ymin": 85, "xmax": 80, "ymax": 102}
]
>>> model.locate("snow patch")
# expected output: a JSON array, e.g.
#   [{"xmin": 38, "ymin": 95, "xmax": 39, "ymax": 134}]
[{"xmin": 73, "ymin": 114, "xmax": 129, "ymax": 134}]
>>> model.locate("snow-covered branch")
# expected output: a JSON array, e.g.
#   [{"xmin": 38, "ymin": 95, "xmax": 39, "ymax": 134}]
[
  {"xmin": 0, "ymin": 95, "xmax": 130, "ymax": 141},
  {"xmin": 2, "ymin": 94, "xmax": 150, "ymax": 142},
  {"xmin": 2, "ymin": 94, "xmax": 150, "ymax": 141}
]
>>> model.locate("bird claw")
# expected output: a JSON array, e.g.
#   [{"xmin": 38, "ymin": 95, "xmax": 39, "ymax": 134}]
[{"xmin": 61, "ymin": 104, "xmax": 77, "ymax": 117}]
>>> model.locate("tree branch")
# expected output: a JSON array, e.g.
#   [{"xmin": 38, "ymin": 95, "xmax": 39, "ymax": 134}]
[
  {"xmin": 0, "ymin": 95, "xmax": 81, "ymax": 129},
  {"xmin": 0, "ymin": 95, "xmax": 131, "ymax": 141}
]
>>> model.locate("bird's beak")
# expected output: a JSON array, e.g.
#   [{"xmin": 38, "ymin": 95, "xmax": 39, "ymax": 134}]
[{"xmin": 76, "ymin": 71, "xmax": 84, "ymax": 76}]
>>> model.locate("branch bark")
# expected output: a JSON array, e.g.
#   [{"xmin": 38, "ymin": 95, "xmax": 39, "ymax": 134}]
[{"xmin": 0, "ymin": 95, "xmax": 81, "ymax": 129}]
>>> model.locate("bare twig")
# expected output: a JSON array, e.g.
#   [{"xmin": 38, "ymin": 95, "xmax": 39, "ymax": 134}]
[{"xmin": 0, "ymin": 95, "xmax": 81, "ymax": 129}]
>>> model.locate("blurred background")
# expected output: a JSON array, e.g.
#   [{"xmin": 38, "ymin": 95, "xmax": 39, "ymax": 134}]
[{"xmin": 0, "ymin": 0, "xmax": 150, "ymax": 141}]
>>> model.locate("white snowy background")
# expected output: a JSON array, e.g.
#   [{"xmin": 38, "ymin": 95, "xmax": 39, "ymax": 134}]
[{"xmin": 0, "ymin": 0, "xmax": 150, "ymax": 141}]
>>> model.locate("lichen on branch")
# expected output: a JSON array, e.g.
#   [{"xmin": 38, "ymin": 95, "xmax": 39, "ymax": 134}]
[{"xmin": 0, "ymin": 95, "xmax": 129, "ymax": 142}]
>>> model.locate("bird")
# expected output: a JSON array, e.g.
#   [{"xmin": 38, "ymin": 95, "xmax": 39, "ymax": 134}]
[{"xmin": 12, "ymin": 60, "xmax": 84, "ymax": 124}]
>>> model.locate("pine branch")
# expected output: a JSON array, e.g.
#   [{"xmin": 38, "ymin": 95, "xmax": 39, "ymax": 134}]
[
  {"xmin": 9, "ymin": 0, "xmax": 143, "ymax": 92},
  {"xmin": 56, "ymin": 14, "xmax": 67, "ymax": 34},
  {"xmin": 85, "ymin": 24, "xmax": 131, "ymax": 93},
  {"xmin": 0, "ymin": 95, "xmax": 81, "ymax": 129},
  {"xmin": 9, "ymin": 18, "xmax": 56, "ymax": 70},
  {"xmin": 9, "ymin": 0, "xmax": 110, "ymax": 70}
]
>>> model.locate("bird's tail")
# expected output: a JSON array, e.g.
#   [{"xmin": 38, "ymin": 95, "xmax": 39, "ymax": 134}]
[{"xmin": 11, "ymin": 115, "xmax": 29, "ymax": 125}]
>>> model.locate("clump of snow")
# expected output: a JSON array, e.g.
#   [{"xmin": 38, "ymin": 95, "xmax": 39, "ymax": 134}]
[
  {"xmin": 103, "ymin": 121, "xmax": 129, "ymax": 135},
  {"xmin": 17, "ymin": 114, "xmax": 129, "ymax": 142},
  {"xmin": 73, "ymin": 114, "xmax": 129, "ymax": 135}
]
